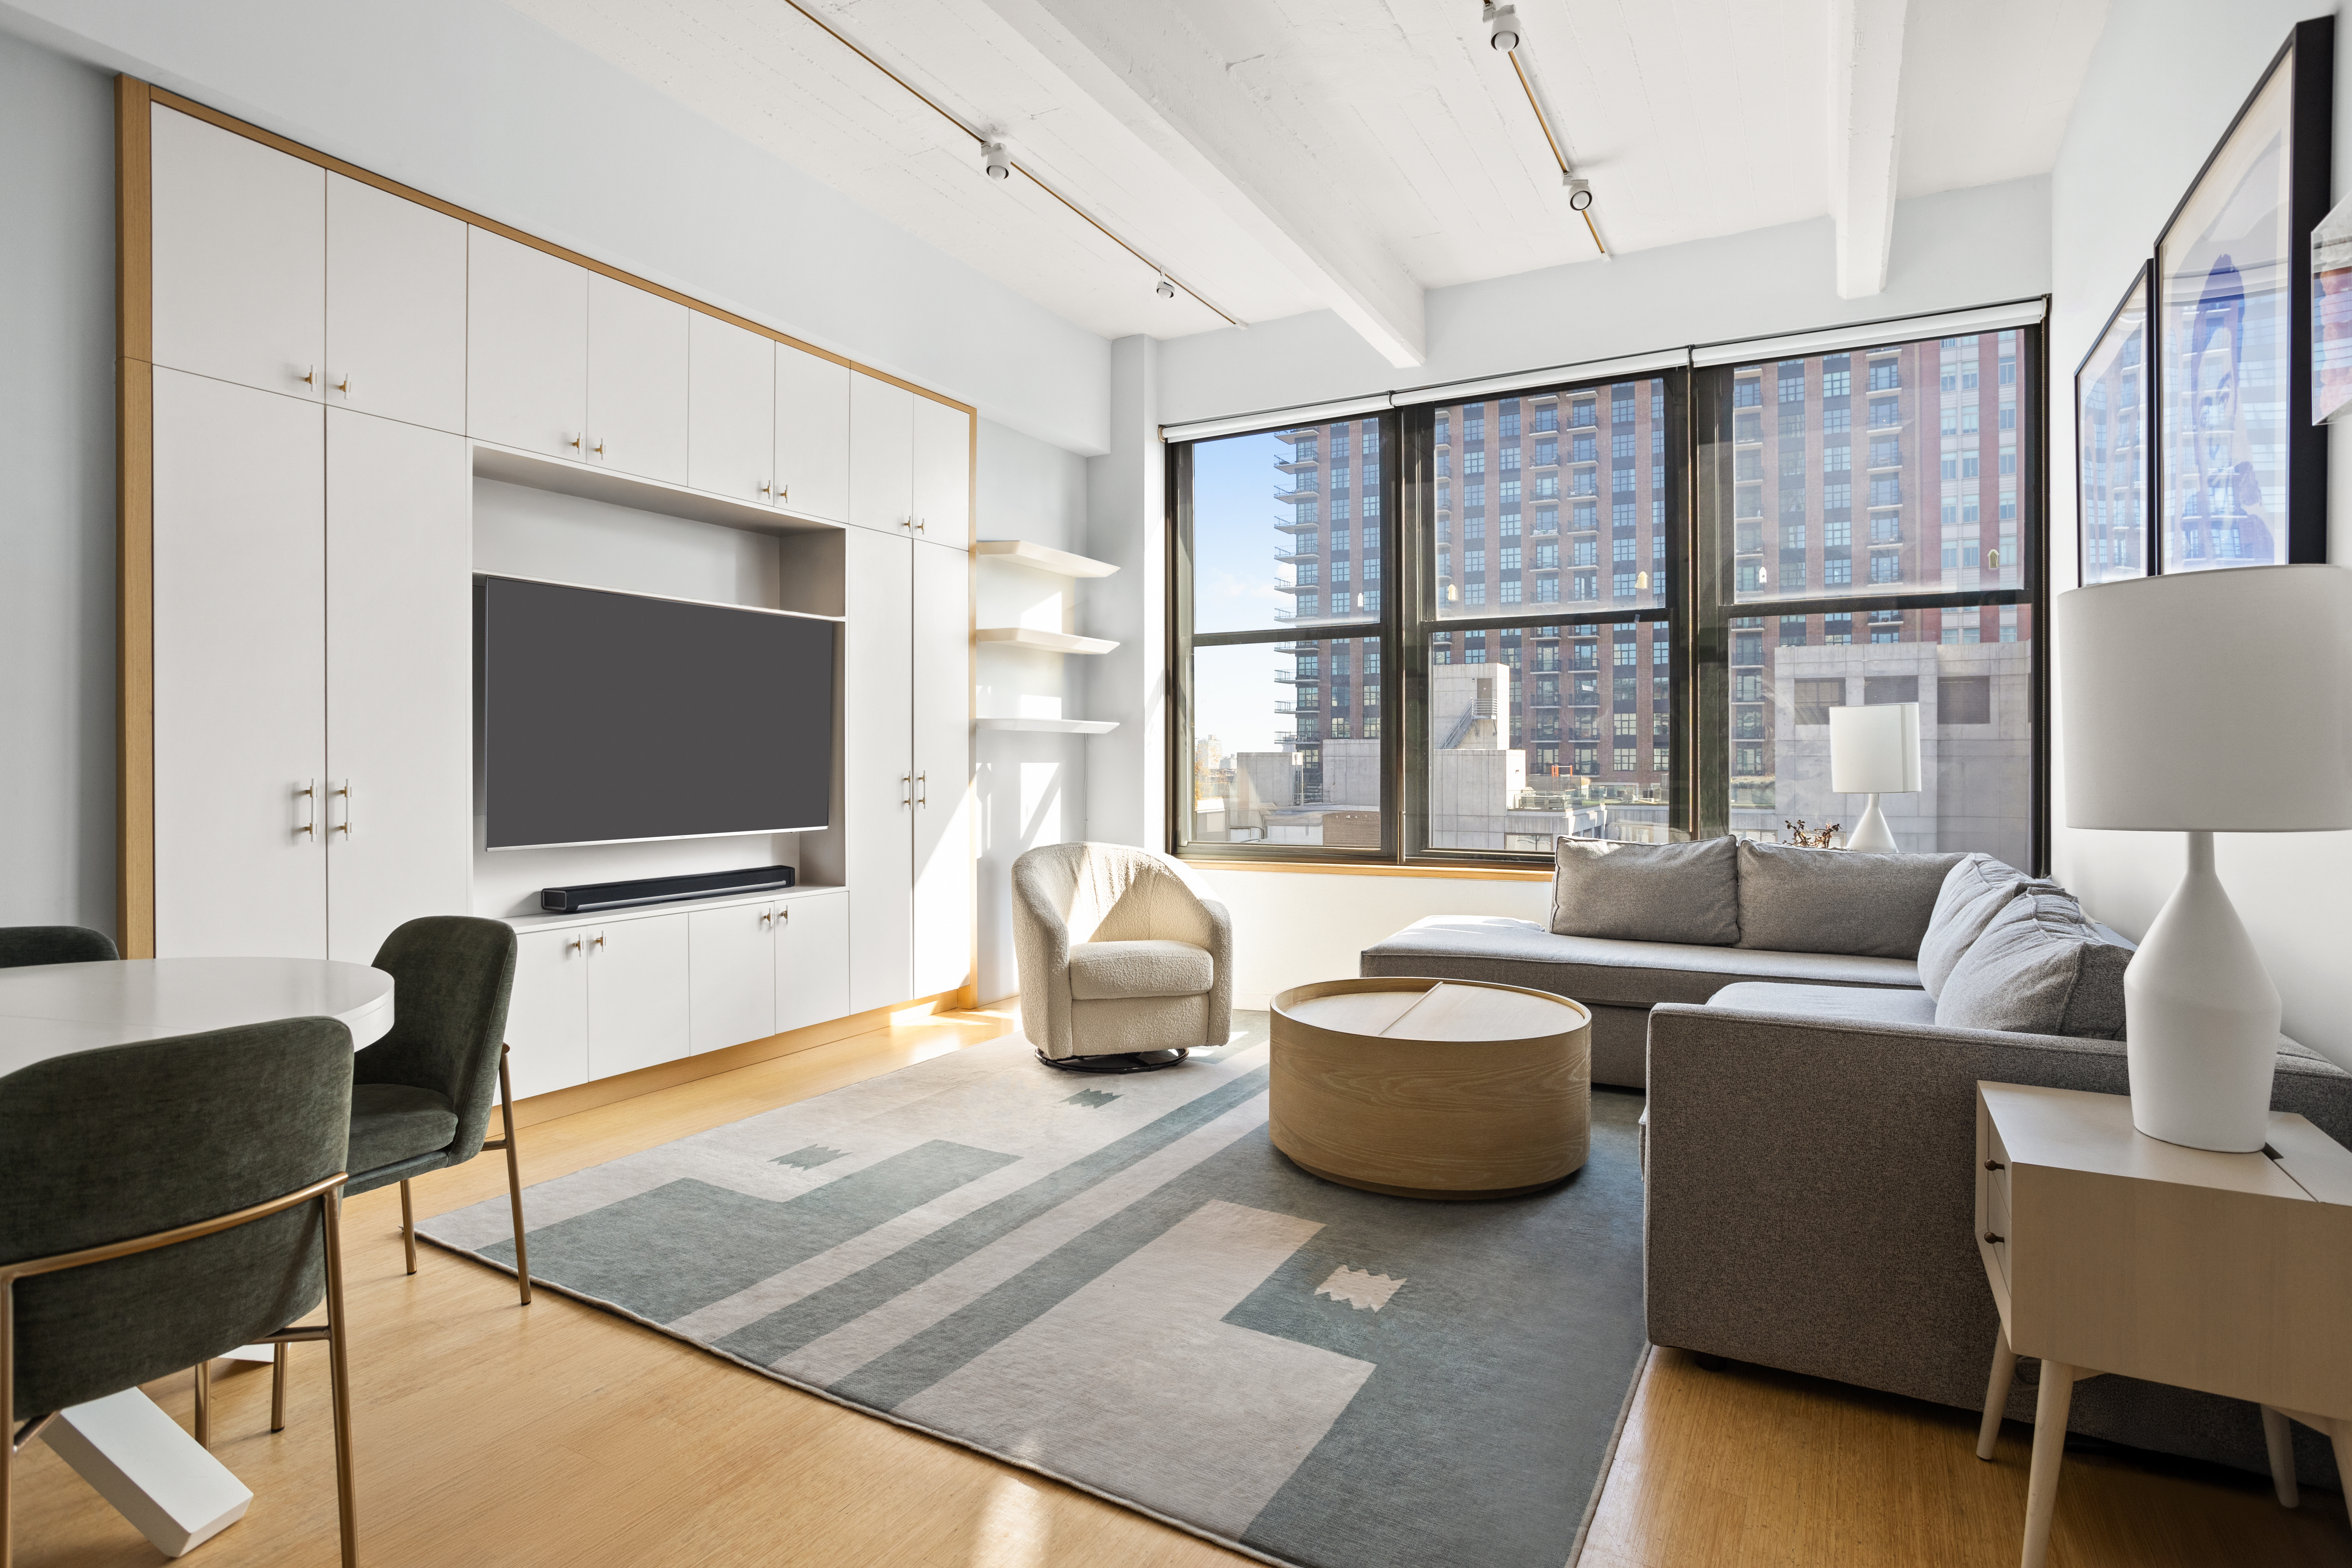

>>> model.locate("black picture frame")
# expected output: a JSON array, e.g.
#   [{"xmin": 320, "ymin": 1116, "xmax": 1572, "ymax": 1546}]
[
  {"xmin": 2152, "ymin": 16, "xmax": 2333, "ymax": 572},
  {"xmin": 2075, "ymin": 261, "xmax": 2154, "ymax": 584}
]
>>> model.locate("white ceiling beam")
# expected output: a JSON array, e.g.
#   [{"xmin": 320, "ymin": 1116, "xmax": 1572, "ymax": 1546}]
[
  {"xmin": 1828, "ymin": 0, "xmax": 1909, "ymax": 300},
  {"xmin": 973, "ymin": 0, "xmax": 1427, "ymax": 366}
]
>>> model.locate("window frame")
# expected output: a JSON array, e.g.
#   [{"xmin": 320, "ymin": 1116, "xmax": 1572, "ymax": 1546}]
[{"xmin": 1166, "ymin": 314, "xmax": 2050, "ymax": 875}]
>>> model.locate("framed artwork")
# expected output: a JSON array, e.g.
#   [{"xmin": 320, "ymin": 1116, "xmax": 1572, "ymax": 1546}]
[
  {"xmin": 2075, "ymin": 263, "xmax": 2151, "ymax": 584},
  {"xmin": 2312, "ymin": 190, "xmax": 2352, "ymax": 422},
  {"xmin": 2155, "ymin": 16, "xmax": 2333, "ymax": 572}
]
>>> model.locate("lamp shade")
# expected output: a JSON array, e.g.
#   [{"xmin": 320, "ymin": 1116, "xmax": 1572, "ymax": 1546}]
[
  {"xmin": 2060, "ymin": 564, "xmax": 2352, "ymax": 831},
  {"xmin": 1829, "ymin": 702, "xmax": 1921, "ymax": 793}
]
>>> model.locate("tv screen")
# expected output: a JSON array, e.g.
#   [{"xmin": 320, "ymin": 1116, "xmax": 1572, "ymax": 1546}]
[{"xmin": 478, "ymin": 576, "xmax": 835, "ymax": 849}]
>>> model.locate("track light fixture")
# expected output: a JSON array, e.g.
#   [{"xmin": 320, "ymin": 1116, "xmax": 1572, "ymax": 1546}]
[
  {"xmin": 1156, "ymin": 275, "xmax": 1177, "ymax": 301},
  {"xmin": 1564, "ymin": 174, "xmax": 1592, "ymax": 211},
  {"xmin": 982, "ymin": 141, "xmax": 1011, "ymax": 181},
  {"xmin": 1484, "ymin": 3, "xmax": 1520, "ymax": 52}
]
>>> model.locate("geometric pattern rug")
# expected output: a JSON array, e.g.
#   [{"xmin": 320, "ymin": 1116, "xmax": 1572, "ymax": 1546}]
[{"xmin": 419, "ymin": 1012, "xmax": 1649, "ymax": 1568}]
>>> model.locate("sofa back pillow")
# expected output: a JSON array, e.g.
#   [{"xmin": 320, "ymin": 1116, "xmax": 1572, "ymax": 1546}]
[
  {"xmin": 1916, "ymin": 854, "xmax": 2030, "ymax": 1000},
  {"xmin": 1935, "ymin": 887, "xmax": 2133, "ymax": 1038},
  {"xmin": 1734, "ymin": 840, "xmax": 1965, "ymax": 959},
  {"xmin": 1549, "ymin": 836, "xmax": 1740, "ymax": 946}
]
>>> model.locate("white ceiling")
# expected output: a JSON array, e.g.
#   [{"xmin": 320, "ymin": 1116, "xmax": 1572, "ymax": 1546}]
[{"xmin": 506, "ymin": 0, "xmax": 2109, "ymax": 363}]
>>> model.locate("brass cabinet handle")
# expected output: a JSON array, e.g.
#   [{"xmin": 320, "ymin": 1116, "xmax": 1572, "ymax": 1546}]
[
  {"xmin": 334, "ymin": 372, "xmax": 351, "ymax": 397},
  {"xmin": 760, "ymin": 481, "xmax": 772, "ymax": 498},
  {"xmin": 565, "ymin": 936, "xmax": 582, "ymax": 954},
  {"xmin": 568, "ymin": 433, "xmax": 582, "ymax": 452},
  {"xmin": 295, "ymin": 780, "xmax": 316, "ymax": 838},
  {"xmin": 592, "ymin": 438, "xmax": 606, "ymax": 458},
  {"xmin": 901, "ymin": 774, "xmax": 912, "ymax": 806},
  {"xmin": 591, "ymin": 932, "xmax": 606, "ymax": 951},
  {"xmin": 1983, "ymin": 1232, "xmax": 2005, "ymax": 1245},
  {"xmin": 300, "ymin": 365, "xmax": 317, "ymax": 387},
  {"xmin": 333, "ymin": 780, "xmax": 354, "ymax": 837}
]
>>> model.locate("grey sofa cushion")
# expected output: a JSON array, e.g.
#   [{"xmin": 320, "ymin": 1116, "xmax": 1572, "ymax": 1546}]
[
  {"xmin": 1916, "ymin": 854, "xmax": 2030, "ymax": 1000},
  {"xmin": 1362, "ymin": 915, "xmax": 1919, "ymax": 1012},
  {"xmin": 1549, "ymin": 836, "xmax": 1739, "ymax": 946},
  {"xmin": 1707, "ymin": 980, "xmax": 1938, "ymax": 1028},
  {"xmin": 1935, "ymin": 888, "xmax": 2133, "ymax": 1038},
  {"xmin": 1067, "ymin": 938, "xmax": 1214, "ymax": 1000},
  {"xmin": 1734, "ymin": 840, "xmax": 1965, "ymax": 959}
]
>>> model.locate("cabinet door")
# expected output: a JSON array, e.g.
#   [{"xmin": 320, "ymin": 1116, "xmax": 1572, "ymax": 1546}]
[
  {"xmin": 844, "ymin": 528, "xmax": 914, "ymax": 1011},
  {"xmin": 467, "ymin": 227, "xmax": 587, "ymax": 458},
  {"xmin": 324, "ymin": 410, "xmax": 472, "ymax": 964},
  {"xmin": 587, "ymin": 274, "xmax": 690, "ymax": 484},
  {"xmin": 911, "ymin": 397, "xmax": 972, "ymax": 550},
  {"xmin": 847, "ymin": 372, "xmax": 914, "ymax": 533},
  {"xmin": 910, "ymin": 541, "xmax": 973, "ymax": 998},
  {"xmin": 775, "ymin": 344, "xmax": 850, "ymax": 523},
  {"xmin": 152, "ymin": 370, "xmax": 327, "ymax": 958},
  {"xmin": 775, "ymin": 892, "xmax": 850, "ymax": 1034},
  {"xmin": 688, "ymin": 902, "xmax": 777, "ymax": 1054},
  {"xmin": 150, "ymin": 104, "xmax": 324, "ymax": 401},
  {"xmin": 587, "ymin": 915, "xmax": 691, "ymax": 1079},
  {"xmin": 325, "ymin": 174, "xmax": 467, "ymax": 434},
  {"xmin": 507, "ymin": 927, "xmax": 590, "ymax": 1099},
  {"xmin": 687, "ymin": 313, "xmax": 774, "ymax": 504}
]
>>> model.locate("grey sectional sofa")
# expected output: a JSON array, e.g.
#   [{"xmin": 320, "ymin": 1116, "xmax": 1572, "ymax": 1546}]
[{"xmin": 1359, "ymin": 837, "xmax": 2352, "ymax": 1487}]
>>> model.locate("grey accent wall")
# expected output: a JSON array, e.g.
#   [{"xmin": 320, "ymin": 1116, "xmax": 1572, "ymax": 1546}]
[{"xmin": 0, "ymin": 30, "xmax": 114, "ymax": 936}]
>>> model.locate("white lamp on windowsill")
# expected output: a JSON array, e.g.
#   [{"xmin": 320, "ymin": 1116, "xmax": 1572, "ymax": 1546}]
[
  {"xmin": 2060, "ymin": 565, "xmax": 2352, "ymax": 1153},
  {"xmin": 1829, "ymin": 701, "xmax": 1920, "ymax": 852}
]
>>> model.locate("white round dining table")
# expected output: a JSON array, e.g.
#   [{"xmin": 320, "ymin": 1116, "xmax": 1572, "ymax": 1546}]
[
  {"xmin": 0, "ymin": 955, "xmax": 394, "ymax": 1558},
  {"xmin": 0, "ymin": 956, "xmax": 394, "ymax": 1079}
]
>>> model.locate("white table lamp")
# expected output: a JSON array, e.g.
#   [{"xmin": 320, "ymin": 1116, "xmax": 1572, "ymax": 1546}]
[
  {"xmin": 1829, "ymin": 701, "xmax": 1920, "ymax": 852},
  {"xmin": 2059, "ymin": 565, "xmax": 2352, "ymax": 1152}
]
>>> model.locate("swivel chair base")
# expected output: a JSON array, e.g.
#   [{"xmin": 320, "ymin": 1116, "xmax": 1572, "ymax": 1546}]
[{"xmin": 1036, "ymin": 1048, "xmax": 1191, "ymax": 1075}]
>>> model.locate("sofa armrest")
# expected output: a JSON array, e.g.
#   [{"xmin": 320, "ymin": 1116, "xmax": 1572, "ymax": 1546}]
[{"xmin": 1642, "ymin": 1001, "xmax": 2352, "ymax": 1414}]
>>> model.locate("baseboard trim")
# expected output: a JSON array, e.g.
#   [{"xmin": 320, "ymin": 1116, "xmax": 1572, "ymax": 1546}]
[{"xmin": 505, "ymin": 991, "xmax": 966, "ymax": 1128}]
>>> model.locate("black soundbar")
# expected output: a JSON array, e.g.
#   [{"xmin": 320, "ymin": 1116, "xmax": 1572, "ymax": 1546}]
[{"xmin": 539, "ymin": 864, "xmax": 798, "ymax": 914}]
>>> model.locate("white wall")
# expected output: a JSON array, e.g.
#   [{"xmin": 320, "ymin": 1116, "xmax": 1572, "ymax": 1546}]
[
  {"xmin": 0, "ymin": 34, "xmax": 114, "ymax": 936},
  {"xmin": 2047, "ymin": 0, "xmax": 2352, "ymax": 1069},
  {"xmin": 974, "ymin": 417, "xmax": 1092, "ymax": 1002},
  {"xmin": 1084, "ymin": 336, "xmax": 1166, "ymax": 852},
  {"xmin": 1156, "ymin": 176, "xmax": 2053, "ymax": 426},
  {"xmin": 0, "ymin": 0, "xmax": 1110, "ymax": 455}
]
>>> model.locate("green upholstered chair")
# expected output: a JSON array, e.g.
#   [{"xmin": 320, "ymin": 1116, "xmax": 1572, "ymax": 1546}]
[
  {"xmin": 346, "ymin": 916, "xmax": 532, "ymax": 1305},
  {"xmin": 0, "ymin": 926, "xmax": 118, "ymax": 969},
  {"xmin": 1, "ymin": 1018, "xmax": 361, "ymax": 1568}
]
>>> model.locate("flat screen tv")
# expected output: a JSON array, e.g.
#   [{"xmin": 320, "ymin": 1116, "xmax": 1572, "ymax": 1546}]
[{"xmin": 478, "ymin": 575, "xmax": 835, "ymax": 849}]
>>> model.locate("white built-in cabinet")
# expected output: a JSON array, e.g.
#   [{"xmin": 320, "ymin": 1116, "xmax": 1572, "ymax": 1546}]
[
  {"xmin": 842, "ymin": 531, "xmax": 972, "ymax": 1011},
  {"xmin": 151, "ymin": 108, "xmax": 324, "ymax": 402},
  {"xmin": 144, "ymin": 97, "xmax": 973, "ymax": 1090},
  {"xmin": 776, "ymin": 345, "xmax": 851, "ymax": 523},
  {"xmin": 324, "ymin": 175, "xmax": 467, "ymax": 433},
  {"xmin": 587, "ymin": 273, "xmax": 689, "ymax": 483},
  {"xmin": 688, "ymin": 313, "xmax": 777, "ymax": 505},
  {"xmin": 506, "ymin": 890, "xmax": 849, "ymax": 1098},
  {"xmin": 151, "ymin": 372, "xmax": 471, "ymax": 963},
  {"xmin": 911, "ymin": 543, "xmax": 974, "ymax": 995},
  {"xmin": 466, "ymin": 228, "xmax": 588, "ymax": 459}
]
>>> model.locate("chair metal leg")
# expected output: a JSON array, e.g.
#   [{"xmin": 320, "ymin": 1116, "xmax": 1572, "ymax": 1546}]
[
  {"xmin": 398, "ymin": 1178, "xmax": 416, "ymax": 1275},
  {"xmin": 192, "ymin": 1359, "xmax": 210, "ymax": 1448},
  {"xmin": 498, "ymin": 1046, "xmax": 532, "ymax": 1307},
  {"xmin": 271, "ymin": 1340, "xmax": 288, "ymax": 1434},
  {"xmin": 318, "ymin": 1193, "xmax": 359, "ymax": 1568}
]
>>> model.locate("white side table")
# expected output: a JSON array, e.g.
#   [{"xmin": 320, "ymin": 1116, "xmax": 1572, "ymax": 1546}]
[
  {"xmin": 1, "ymin": 957, "xmax": 392, "ymax": 1556},
  {"xmin": 1973, "ymin": 1082, "xmax": 2352, "ymax": 1568}
]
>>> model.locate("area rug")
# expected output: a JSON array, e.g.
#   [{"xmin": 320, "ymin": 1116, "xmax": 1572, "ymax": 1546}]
[{"xmin": 419, "ymin": 1014, "xmax": 1648, "ymax": 1568}]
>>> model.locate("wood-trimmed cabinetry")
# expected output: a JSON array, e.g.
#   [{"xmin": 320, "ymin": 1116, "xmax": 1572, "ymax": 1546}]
[{"xmin": 115, "ymin": 74, "xmax": 980, "ymax": 1073}]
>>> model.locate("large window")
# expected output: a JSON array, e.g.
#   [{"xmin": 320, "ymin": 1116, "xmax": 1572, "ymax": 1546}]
[
  {"xmin": 1699, "ymin": 328, "xmax": 2041, "ymax": 862},
  {"xmin": 1170, "ymin": 317, "xmax": 2045, "ymax": 870}
]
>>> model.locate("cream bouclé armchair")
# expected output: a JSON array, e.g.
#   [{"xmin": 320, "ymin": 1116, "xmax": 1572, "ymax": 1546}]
[{"xmin": 1011, "ymin": 842, "xmax": 1233, "ymax": 1070}]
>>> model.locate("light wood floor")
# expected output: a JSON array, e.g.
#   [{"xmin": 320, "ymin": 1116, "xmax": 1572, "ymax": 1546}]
[{"xmin": 13, "ymin": 1008, "xmax": 2349, "ymax": 1567}]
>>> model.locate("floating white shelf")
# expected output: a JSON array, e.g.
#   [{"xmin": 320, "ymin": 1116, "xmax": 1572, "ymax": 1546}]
[
  {"xmin": 973, "ymin": 717, "xmax": 1120, "ymax": 735},
  {"xmin": 975, "ymin": 627, "xmax": 1119, "ymax": 655},
  {"xmin": 974, "ymin": 539, "xmax": 1119, "ymax": 578}
]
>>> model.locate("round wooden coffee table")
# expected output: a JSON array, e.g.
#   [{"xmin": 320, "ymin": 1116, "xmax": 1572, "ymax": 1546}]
[{"xmin": 1268, "ymin": 976, "xmax": 1591, "ymax": 1200}]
